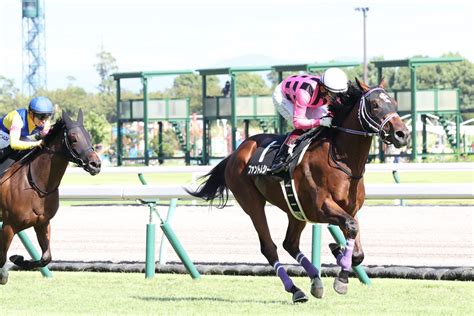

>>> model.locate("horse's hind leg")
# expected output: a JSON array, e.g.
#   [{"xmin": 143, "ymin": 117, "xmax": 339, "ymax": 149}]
[
  {"xmin": 232, "ymin": 189, "xmax": 308, "ymax": 303},
  {"xmin": 282, "ymin": 216, "xmax": 324, "ymax": 299},
  {"xmin": 0, "ymin": 224, "xmax": 15, "ymax": 285}
]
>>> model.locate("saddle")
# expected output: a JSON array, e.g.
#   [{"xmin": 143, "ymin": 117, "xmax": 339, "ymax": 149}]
[
  {"xmin": 246, "ymin": 127, "xmax": 325, "ymax": 180},
  {"xmin": 0, "ymin": 147, "xmax": 30, "ymax": 177},
  {"xmin": 246, "ymin": 127, "xmax": 325, "ymax": 221}
]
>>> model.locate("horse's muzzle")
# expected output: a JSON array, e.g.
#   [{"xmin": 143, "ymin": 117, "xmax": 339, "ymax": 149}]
[
  {"xmin": 85, "ymin": 153, "xmax": 101, "ymax": 175},
  {"xmin": 391, "ymin": 128, "xmax": 410, "ymax": 148}
]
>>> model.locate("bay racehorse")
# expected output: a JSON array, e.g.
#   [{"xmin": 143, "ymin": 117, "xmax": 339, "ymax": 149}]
[
  {"xmin": 0, "ymin": 110, "xmax": 101, "ymax": 284},
  {"xmin": 186, "ymin": 78, "xmax": 409, "ymax": 302}
]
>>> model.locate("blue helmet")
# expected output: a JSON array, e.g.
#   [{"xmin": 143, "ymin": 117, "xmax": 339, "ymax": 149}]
[{"xmin": 29, "ymin": 96, "xmax": 54, "ymax": 114}]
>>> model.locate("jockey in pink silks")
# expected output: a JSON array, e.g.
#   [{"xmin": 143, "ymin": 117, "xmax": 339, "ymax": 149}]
[{"xmin": 269, "ymin": 68, "xmax": 349, "ymax": 175}]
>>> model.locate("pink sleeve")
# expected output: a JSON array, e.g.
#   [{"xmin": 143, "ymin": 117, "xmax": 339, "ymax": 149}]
[{"xmin": 292, "ymin": 89, "xmax": 319, "ymax": 129}]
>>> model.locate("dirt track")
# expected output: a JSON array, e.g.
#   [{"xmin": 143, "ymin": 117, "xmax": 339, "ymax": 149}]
[{"xmin": 7, "ymin": 204, "xmax": 474, "ymax": 267}]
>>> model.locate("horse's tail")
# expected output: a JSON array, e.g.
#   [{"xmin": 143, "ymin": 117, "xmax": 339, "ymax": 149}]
[{"xmin": 185, "ymin": 156, "xmax": 230, "ymax": 208}]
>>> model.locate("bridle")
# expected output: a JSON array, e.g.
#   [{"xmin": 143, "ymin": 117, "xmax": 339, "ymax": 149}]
[
  {"xmin": 62, "ymin": 127, "xmax": 94, "ymax": 168},
  {"xmin": 28, "ymin": 124, "xmax": 94, "ymax": 196},
  {"xmin": 333, "ymin": 87, "xmax": 399, "ymax": 144},
  {"xmin": 329, "ymin": 87, "xmax": 399, "ymax": 180}
]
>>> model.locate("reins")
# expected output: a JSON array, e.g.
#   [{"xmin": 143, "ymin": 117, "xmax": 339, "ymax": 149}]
[
  {"xmin": 26, "ymin": 142, "xmax": 65, "ymax": 196},
  {"xmin": 27, "ymin": 162, "xmax": 60, "ymax": 196},
  {"xmin": 328, "ymin": 142, "xmax": 363, "ymax": 180}
]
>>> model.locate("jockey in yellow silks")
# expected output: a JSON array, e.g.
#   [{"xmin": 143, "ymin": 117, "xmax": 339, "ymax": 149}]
[{"xmin": 0, "ymin": 96, "xmax": 53, "ymax": 162}]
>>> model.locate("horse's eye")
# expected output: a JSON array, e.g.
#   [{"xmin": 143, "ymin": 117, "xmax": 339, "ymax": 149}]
[{"xmin": 70, "ymin": 134, "xmax": 78, "ymax": 143}]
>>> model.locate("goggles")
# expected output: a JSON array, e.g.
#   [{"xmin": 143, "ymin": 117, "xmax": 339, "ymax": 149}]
[{"xmin": 34, "ymin": 113, "xmax": 53, "ymax": 120}]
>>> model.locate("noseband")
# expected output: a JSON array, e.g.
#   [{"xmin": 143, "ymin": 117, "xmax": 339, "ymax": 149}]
[{"xmin": 334, "ymin": 87, "xmax": 399, "ymax": 144}]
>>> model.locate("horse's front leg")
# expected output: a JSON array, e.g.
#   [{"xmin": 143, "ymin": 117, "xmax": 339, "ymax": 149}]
[
  {"xmin": 9, "ymin": 221, "xmax": 52, "ymax": 269},
  {"xmin": 0, "ymin": 223, "xmax": 15, "ymax": 285},
  {"xmin": 351, "ymin": 222, "xmax": 364, "ymax": 267},
  {"xmin": 329, "ymin": 217, "xmax": 365, "ymax": 267},
  {"xmin": 34, "ymin": 221, "xmax": 52, "ymax": 267},
  {"xmin": 322, "ymin": 200, "xmax": 359, "ymax": 295}
]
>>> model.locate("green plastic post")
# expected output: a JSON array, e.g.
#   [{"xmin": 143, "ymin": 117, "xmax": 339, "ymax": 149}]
[
  {"xmin": 327, "ymin": 225, "xmax": 371, "ymax": 285},
  {"xmin": 138, "ymin": 173, "xmax": 148, "ymax": 185},
  {"xmin": 392, "ymin": 170, "xmax": 406, "ymax": 206},
  {"xmin": 160, "ymin": 221, "xmax": 201, "ymax": 279},
  {"xmin": 311, "ymin": 224, "xmax": 322, "ymax": 276},
  {"xmin": 145, "ymin": 223, "xmax": 156, "ymax": 279},
  {"xmin": 159, "ymin": 199, "xmax": 178, "ymax": 264}
]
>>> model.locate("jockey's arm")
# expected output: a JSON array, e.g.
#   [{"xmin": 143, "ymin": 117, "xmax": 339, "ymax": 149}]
[
  {"xmin": 292, "ymin": 89, "xmax": 320, "ymax": 130},
  {"xmin": 8, "ymin": 113, "xmax": 42, "ymax": 150}
]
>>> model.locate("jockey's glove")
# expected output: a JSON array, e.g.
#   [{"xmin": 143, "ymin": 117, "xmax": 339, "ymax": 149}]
[
  {"xmin": 319, "ymin": 116, "xmax": 333, "ymax": 127},
  {"xmin": 35, "ymin": 140, "xmax": 44, "ymax": 148}
]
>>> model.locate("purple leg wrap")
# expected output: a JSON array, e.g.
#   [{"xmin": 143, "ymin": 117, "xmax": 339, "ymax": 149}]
[
  {"xmin": 336, "ymin": 238, "xmax": 355, "ymax": 271},
  {"xmin": 295, "ymin": 252, "xmax": 319, "ymax": 279},
  {"xmin": 274, "ymin": 261, "xmax": 294, "ymax": 292}
]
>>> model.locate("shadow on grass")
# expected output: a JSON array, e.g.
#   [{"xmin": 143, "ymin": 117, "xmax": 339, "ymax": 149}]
[{"xmin": 132, "ymin": 296, "xmax": 292, "ymax": 305}]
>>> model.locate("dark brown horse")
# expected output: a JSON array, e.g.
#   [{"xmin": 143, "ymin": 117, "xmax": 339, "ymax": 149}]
[
  {"xmin": 0, "ymin": 110, "xmax": 101, "ymax": 284},
  {"xmin": 187, "ymin": 79, "xmax": 409, "ymax": 302}
]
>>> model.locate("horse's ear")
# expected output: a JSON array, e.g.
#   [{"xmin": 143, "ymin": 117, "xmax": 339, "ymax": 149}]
[
  {"xmin": 355, "ymin": 77, "xmax": 369, "ymax": 92},
  {"xmin": 62, "ymin": 111, "xmax": 72, "ymax": 126},
  {"xmin": 77, "ymin": 108, "xmax": 84, "ymax": 125},
  {"xmin": 379, "ymin": 78, "xmax": 387, "ymax": 89}
]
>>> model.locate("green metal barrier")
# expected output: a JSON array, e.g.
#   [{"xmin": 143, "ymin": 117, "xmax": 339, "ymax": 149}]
[
  {"xmin": 0, "ymin": 222, "xmax": 53, "ymax": 278},
  {"xmin": 311, "ymin": 224, "xmax": 322, "ymax": 276},
  {"xmin": 158, "ymin": 201, "xmax": 176, "ymax": 265},
  {"xmin": 392, "ymin": 170, "xmax": 406, "ymax": 206},
  {"xmin": 138, "ymin": 173, "xmax": 200, "ymax": 280}
]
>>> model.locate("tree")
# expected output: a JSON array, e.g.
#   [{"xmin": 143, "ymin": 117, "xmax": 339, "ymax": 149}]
[
  {"xmin": 93, "ymin": 48, "xmax": 119, "ymax": 122},
  {"xmin": 0, "ymin": 76, "xmax": 23, "ymax": 114},
  {"xmin": 44, "ymin": 86, "xmax": 91, "ymax": 115},
  {"xmin": 83, "ymin": 111, "xmax": 111, "ymax": 146},
  {"xmin": 94, "ymin": 47, "xmax": 118, "ymax": 95},
  {"xmin": 234, "ymin": 73, "xmax": 271, "ymax": 96}
]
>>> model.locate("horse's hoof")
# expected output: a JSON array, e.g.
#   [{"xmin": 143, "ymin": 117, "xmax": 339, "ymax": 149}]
[
  {"xmin": 292, "ymin": 289, "xmax": 308, "ymax": 303},
  {"xmin": 9, "ymin": 255, "xmax": 24, "ymax": 266},
  {"xmin": 0, "ymin": 268, "xmax": 8, "ymax": 285},
  {"xmin": 333, "ymin": 277, "xmax": 348, "ymax": 295},
  {"xmin": 310, "ymin": 277, "xmax": 324, "ymax": 299}
]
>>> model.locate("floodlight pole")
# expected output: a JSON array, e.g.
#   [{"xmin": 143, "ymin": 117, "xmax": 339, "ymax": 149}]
[{"xmin": 355, "ymin": 7, "xmax": 369, "ymax": 83}]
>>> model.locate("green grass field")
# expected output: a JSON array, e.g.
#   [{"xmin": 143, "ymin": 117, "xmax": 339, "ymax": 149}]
[{"xmin": 1, "ymin": 272, "xmax": 473, "ymax": 315}]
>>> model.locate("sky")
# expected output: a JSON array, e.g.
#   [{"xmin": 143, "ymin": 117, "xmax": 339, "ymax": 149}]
[{"xmin": 1, "ymin": 0, "xmax": 473, "ymax": 93}]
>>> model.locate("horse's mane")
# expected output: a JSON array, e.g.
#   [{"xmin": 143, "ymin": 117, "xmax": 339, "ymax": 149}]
[
  {"xmin": 329, "ymin": 81, "xmax": 363, "ymax": 127},
  {"xmin": 17, "ymin": 118, "xmax": 66, "ymax": 166},
  {"xmin": 43, "ymin": 118, "xmax": 65, "ymax": 145}
]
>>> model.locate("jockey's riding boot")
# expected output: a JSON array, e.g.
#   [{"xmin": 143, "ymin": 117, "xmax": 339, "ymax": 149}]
[{"xmin": 269, "ymin": 143, "xmax": 290, "ymax": 174}]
